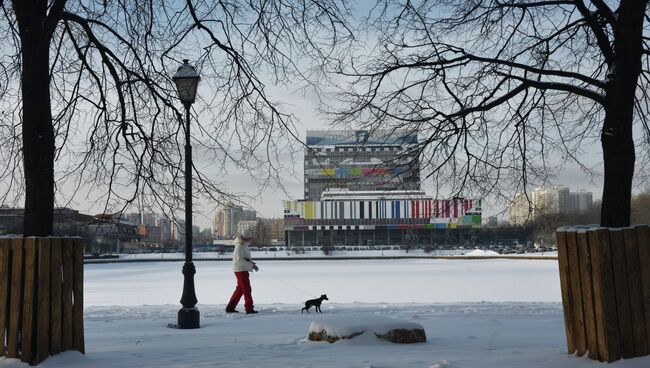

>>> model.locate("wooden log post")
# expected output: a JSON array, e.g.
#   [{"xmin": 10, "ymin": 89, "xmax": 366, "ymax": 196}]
[
  {"xmin": 50, "ymin": 238, "xmax": 63, "ymax": 355},
  {"xmin": 589, "ymin": 229, "xmax": 620, "ymax": 362},
  {"xmin": 558, "ymin": 226, "xmax": 650, "ymax": 363},
  {"xmin": 0, "ymin": 237, "xmax": 84, "ymax": 364},
  {"xmin": 565, "ymin": 230, "xmax": 587, "ymax": 356},
  {"xmin": 72, "ymin": 238, "xmax": 85, "ymax": 354},
  {"xmin": 35, "ymin": 238, "xmax": 51, "ymax": 364},
  {"xmin": 623, "ymin": 227, "xmax": 647, "ymax": 356},
  {"xmin": 7, "ymin": 238, "xmax": 24, "ymax": 359},
  {"xmin": 61, "ymin": 238, "xmax": 74, "ymax": 351},
  {"xmin": 556, "ymin": 230, "xmax": 576, "ymax": 354},
  {"xmin": 0, "ymin": 239, "xmax": 10, "ymax": 357},
  {"xmin": 637, "ymin": 225, "xmax": 650, "ymax": 351},
  {"xmin": 576, "ymin": 231, "xmax": 598, "ymax": 360},
  {"xmin": 21, "ymin": 238, "xmax": 37, "ymax": 364}
]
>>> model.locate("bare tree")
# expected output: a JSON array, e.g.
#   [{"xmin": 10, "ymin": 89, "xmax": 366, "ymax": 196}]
[
  {"xmin": 0, "ymin": 0, "xmax": 352, "ymax": 236},
  {"xmin": 334, "ymin": 0, "xmax": 649, "ymax": 227}
]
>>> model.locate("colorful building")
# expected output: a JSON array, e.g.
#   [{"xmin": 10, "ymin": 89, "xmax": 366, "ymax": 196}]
[{"xmin": 285, "ymin": 130, "xmax": 482, "ymax": 247}]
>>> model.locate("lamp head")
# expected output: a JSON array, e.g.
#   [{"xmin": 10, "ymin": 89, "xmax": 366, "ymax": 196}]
[{"xmin": 172, "ymin": 59, "xmax": 200, "ymax": 106}]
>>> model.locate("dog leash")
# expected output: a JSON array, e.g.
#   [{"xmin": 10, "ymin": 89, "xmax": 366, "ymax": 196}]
[{"xmin": 257, "ymin": 269, "xmax": 316, "ymax": 298}]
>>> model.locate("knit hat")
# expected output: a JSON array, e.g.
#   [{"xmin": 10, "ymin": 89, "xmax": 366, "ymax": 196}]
[{"xmin": 239, "ymin": 228, "xmax": 253, "ymax": 240}]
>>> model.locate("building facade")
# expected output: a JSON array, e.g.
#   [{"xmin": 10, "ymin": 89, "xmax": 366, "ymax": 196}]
[
  {"xmin": 304, "ymin": 130, "xmax": 421, "ymax": 200},
  {"xmin": 508, "ymin": 186, "xmax": 594, "ymax": 224},
  {"xmin": 284, "ymin": 192, "xmax": 481, "ymax": 247},
  {"xmin": 284, "ymin": 129, "xmax": 482, "ymax": 247},
  {"xmin": 213, "ymin": 204, "xmax": 256, "ymax": 239}
]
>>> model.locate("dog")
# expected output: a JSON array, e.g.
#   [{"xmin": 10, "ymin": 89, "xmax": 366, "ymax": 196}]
[{"xmin": 301, "ymin": 294, "xmax": 329, "ymax": 313}]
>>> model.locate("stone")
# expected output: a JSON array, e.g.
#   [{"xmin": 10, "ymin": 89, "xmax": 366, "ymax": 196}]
[{"xmin": 307, "ymin": 316, "xmax": 426, "ymax": 344}]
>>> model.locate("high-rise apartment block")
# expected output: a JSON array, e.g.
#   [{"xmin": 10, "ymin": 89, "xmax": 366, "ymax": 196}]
[
  {"xmin": 508, "ymin": 186, "xmax": 594, "ymax": 225},
  {"xmin": 213, "ymin": 204, "xmax": 256, "ymax": 239}
]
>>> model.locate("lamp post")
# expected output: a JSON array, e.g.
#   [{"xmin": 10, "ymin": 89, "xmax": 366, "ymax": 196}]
[{"xmin": 172, "ymin": 59, "xmax": 201, "ymax": 329}]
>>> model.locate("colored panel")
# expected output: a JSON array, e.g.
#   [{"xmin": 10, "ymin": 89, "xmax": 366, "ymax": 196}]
[
  {"xmin": 321, "ymin": 168, "xmax": 335, "ymax": 177},
  {"xmin": 335, "ymin": 168, "xmax": 349, "ymax": 177},
  {"xmin": 349, "ymin": 168, "xmax": 362, "ymax": 176}
]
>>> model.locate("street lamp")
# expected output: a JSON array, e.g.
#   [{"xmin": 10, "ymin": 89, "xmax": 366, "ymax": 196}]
[{"xmin": 172, "ymin": 59, "xmax": 201, "ymax": 329}]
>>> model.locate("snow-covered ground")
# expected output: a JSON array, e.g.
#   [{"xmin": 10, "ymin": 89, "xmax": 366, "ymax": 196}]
[
  {"xmin": 109, "ymin": 248, "xmax": 558, "ymax": 261},
  {"xmin": 2, "ymin": 258, "xmax": 648, "ymax": 367}
]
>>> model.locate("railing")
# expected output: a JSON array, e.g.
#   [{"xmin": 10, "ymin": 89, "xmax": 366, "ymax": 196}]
[
  {"xmin": 557, "ymin": 225, "xmax": 650, "ymax": 362},
  {"xmin": 0, "ymin": 237, "xmax": 84, "ymax": 365}
]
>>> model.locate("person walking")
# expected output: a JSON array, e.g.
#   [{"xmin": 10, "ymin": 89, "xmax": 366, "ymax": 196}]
[{"xmin": 225, "ymin": 228, "xmax": 259, "ymax": 314}]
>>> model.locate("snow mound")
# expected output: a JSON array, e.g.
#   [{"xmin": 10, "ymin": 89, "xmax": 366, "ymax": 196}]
[
  {"xmin": 464, "ymin": 249, "xmax": 500, "ymax": 256},
  {"xmin": 308, "ymin": 316, "xmax": 426, "ymax": 343}
]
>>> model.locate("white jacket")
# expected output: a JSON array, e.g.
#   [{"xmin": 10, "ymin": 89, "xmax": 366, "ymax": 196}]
[{"xmin": 232, "ymin": 237, "xmax": 254, "ymax": 272}]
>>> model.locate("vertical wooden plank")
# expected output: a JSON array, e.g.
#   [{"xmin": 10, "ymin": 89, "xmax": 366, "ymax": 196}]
[
  {"xmin": 7, "ymin": 238, "xmax": 24, "ymax": 359},
  {"xmin": 577, "ymin": 231, "xmax": 599, "ymax": 360},
  {"xmin": 636, "ymin": 225, "xmax": 650, "ymax": 354},
  {"xmin": 20, "ymin": 238, "xmax": 37, "ymax": 364},
  {"xmin": 610, "ymin": 229, "xmax": 635, "ymax": 359},
  {"xmin": 35, "ymin": 238, "xmax": 51, "ymax": 364},
  {"xmin": 50, "ymin": 238, "xmax": 63, "ymax": 355},
  {"xmin": 590, "ymin": 228, "xmax": 620, "ymax": 362},
  {"xmin": 556, "ymin": 230, "xmax": 576, "ymax": 354},
  {"xmin": 0, "ymin": 239, "xmax": 10, "ymax": 356},
  {"xmin": 72, "ymin": 238, "xmax": 85, "ymax": 354},
  {"xmin": 623, "ymin": 227, "xmax": 647, "ymax": 357},
  {"xmin": 61, "ymin": 239, "xmax": 73, "ymax": 351},
  {"xmin": 566, "ymin": 230, "xmax": 587, "ymax": 356}
]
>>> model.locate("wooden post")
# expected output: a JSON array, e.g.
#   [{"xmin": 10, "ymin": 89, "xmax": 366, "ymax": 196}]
[
  {"xmin": 72, "ymin": 238, "xmax": 85, "ymax": 354},
  {"xmin": 35, "ymin": 238, "xmax": 51, "ymax": 364},
  {"xmin": 0, "ymin": 237, "xmax": 85, "ymax": 364},
  {"xmin": 0, "ymin": 239, "xmax": 10, "ymax": 356},
  {"xmin": 637, "ymin": 225, "xmax": 650, "ymax": 347},
  {"xmin": 61, "ymin": 238, "xmax": 74, "ymax": 351},
  {"xmin": 590, "ymin": 228, "xmax": 620, "ymax": 362},
  {"xmin": 7, "ymin": 238, "xmax": 24, "ymax": 358},
  {"xmin": 577, "ymin": 231, "xmax": 599, "ymax": 360},
  {"xmin": 609, "ymin": 230, "xmax": 635, "ymax": 359},
  {"xmin": 20, "ymin": 238, "xmax": 37, "ymax": 364},
  {"xmin": 556, "ymin": 230, "xmax": 576, "ymax": 354},
  {"xmin": 623, "ymin": 227, "xmax": 647, "ymax": 356},
  {"xmin": 566, "ymin": 230, "xmax": 587, "ymax": 356},
  {"xmin": 50, "ymin": 238, "xmax": 63, "ymax": 355}
]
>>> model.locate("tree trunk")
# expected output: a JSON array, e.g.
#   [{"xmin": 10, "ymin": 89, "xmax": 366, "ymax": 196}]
[
  {"xmin": 599, "ymin": 3, "xmax": 646, "ymax": 228},
  {"xmin": 16, "ymin": 2, "xmax": 55, "ymax": 236}
]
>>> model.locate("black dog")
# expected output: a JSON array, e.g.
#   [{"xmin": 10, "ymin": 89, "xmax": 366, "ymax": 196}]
[{"xmin": 301, "ymin": 294, "xmax": 328, "ymax": 313}]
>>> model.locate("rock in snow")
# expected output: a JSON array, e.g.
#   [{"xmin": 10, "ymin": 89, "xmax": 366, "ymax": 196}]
[{"xmin": 308, "ymin": 316, "xmax": 426, "ymax": 343}]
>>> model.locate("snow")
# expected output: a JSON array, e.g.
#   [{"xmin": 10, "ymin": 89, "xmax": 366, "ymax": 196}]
[
  {"xmin": 2, "ymin": 258, "xmax": 649, "ymax": 368},
  {"xmin": 105, "ymin": 248, "xmax": 557, "ymax": 261},
  {"xmin": 463, "ymin": 249, "xmax": 500, "ymax": 256},
  {"xmin": 309, "ymin": 316, "xmax": 424, "ymax": 337}
]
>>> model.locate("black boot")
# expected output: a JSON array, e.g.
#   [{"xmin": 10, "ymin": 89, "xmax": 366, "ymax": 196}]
[{"xmin": 225, "ymin": 305, "xmax": 239, "ymax": 313}]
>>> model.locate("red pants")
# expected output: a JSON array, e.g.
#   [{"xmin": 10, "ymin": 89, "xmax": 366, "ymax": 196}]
[{"xmin": 227, "ymin": 271, "xmax": 254, "ymax": 311}]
